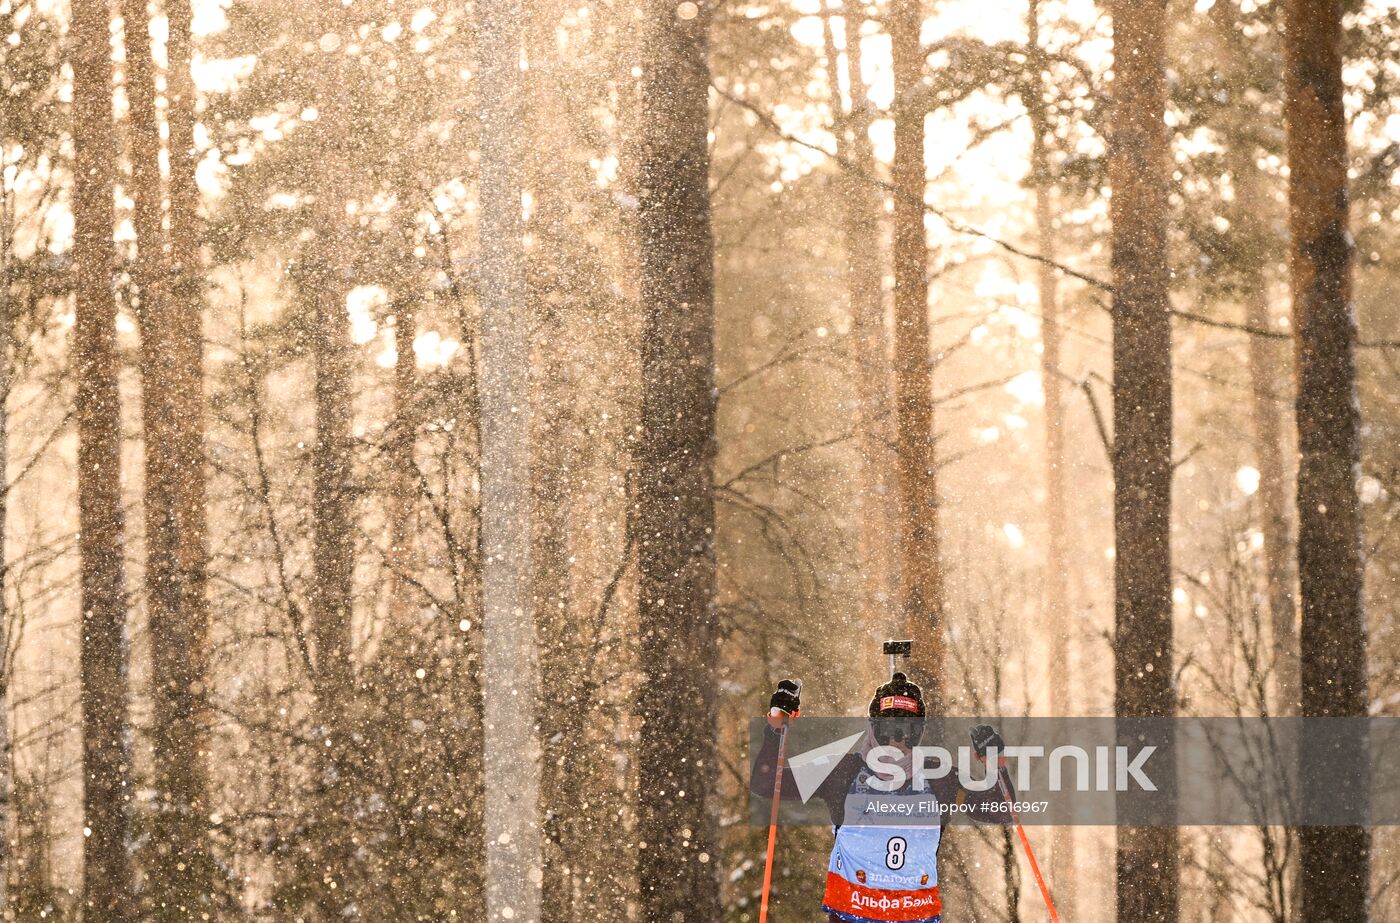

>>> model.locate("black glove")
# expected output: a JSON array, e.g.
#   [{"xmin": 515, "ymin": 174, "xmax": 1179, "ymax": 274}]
[
  {"xmin": 970, "ymin": 724, "xmax": 1004, "ymax": 757},
  {"xmin": 769, "ymin": 679, "xmax": 801, "ymax": 716}
]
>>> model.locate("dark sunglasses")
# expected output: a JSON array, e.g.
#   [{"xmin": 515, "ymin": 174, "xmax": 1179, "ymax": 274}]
[{"xmin": 874, "ymin": 719, "xmax": 923, "ymax": 746}]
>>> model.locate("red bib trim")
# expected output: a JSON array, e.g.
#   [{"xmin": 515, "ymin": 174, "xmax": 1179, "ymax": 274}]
[{"xmin": 822, "ymin": 871, "xmax": 942, "ymax": 921}]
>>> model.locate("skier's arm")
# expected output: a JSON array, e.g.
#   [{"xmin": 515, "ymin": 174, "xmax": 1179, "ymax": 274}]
[
  {"xmin": 749, "ymin": 724, "xmax": 863, "ymax": 809},
  {"xmin": 749, "ymin": 681, "xmax": 863, "ymax": 804},
  {"xmin": 749, "ymin": 681, "xmax": 804, "ymax": 801}
]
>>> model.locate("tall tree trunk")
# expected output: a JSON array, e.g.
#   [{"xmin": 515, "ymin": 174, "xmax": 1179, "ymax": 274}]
[
  {"xmin": 635, "ymin": 0, "xmax": 721, "ymax": 918},
  {"xmin": 166, "ymin": 0, "xmax": 210, "ymax": 646},
  {"xmin": 120, "ymin": 0, "xmax": 164, "ymax": 295},
  {"xmin": 387, "ymin": 198, "xmax": 420, "ymax": 627},
  {"xmin": 522, "ymin": 9, "xmax": 583, "ymax": 919},
  {"xmin": 1108, "ymin": 0, "xmax": 1178, "ymax": 919},
  {"xmin": 530, "ymin": 326, "xmax": 574, "ymax": 923},
  {"xmin": 72, "ymin": 0, "xmax": 137, "ymax": 917},
  {"xmin": 889, "ymin": 0, "xmax": 945, "ymax": 706},
  {"xmin": 1283, "ymin": 0, "xmax": 1371, "ymax": 918},
  {"xmin": 1027, "ymin": 0, "xmax": 1071, "ymax": 729},
  {"xmin": 308, "ymin": 108, "xmax": 354, "ymax": 706},
  {"xmin": 531, "ymin": 341, "xmax": 573, "ymax": 923},
  {"xmin": 477, "ymin": 0, "xmax": 543, "ymax": 919},
  {"xmin": 822, "ymin": 4, "xmax": 898, "ymax": 653},
  {"xmin": 1206, "ymin": 0, "xmax": 1300, "ymax": 718},
  {"xmin": 387, "ymin": 288, "xmax": 418, "ymax": 622},
  {"xmin": 1237, "ymin": 164, "xmax": 1300, "ymax": 715},
  {"xmin": 0, "ymin": 116, "xmax": 11, "ymax": 917},
  {"xmin": 1002, "ymin": 826, "xmax": 1022, "ymax": 923},
  {"xmin": 303, "ymin": 7, "xmax": 358, "ymax": 918},
  {"xmin": 166, "ymin": 4, "xmax": 210, "ymax": 713},
  {"xmin": 123, "ymin": 0, "xmax": 216, "ymax": 913},
  {"xmin": 1026, "ymin": 0, "xmax": 1076, "ymax": 913},
  {"xmin": 306, "ymin": 238, "xmax": 361, "ymax": 916},
  {"xmin": 308, "ymin": 171, "xmax": 358, "ymax": 918}
]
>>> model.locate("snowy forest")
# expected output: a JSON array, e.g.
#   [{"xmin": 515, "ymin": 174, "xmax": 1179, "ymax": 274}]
[{"xmin": 1, "ymin": 0, "xmax": 1399, "ymax": 919}]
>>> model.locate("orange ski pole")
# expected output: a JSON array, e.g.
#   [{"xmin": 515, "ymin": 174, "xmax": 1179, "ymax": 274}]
[
  {"xmin": 997, "ymin": 772, "xmax": 1061, "ymax": 922},
  {"xmin": 757, "ymin": 717, "xmax": 791, "ymax": 923}
]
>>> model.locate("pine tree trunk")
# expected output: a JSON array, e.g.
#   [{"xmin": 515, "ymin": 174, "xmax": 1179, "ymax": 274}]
[
  {"xmin": 307, "ymin": 191, "xmax": 358, "ymax": 920},
  {"xmin": 1236, "ymin": 164, "xmax": 1300, "ymax": 716},
  {"xmin": 72, "ymin": 0, "xmax": 137, "ymax": 916},
  {"xmin": 477, "ymin": 0, "xmax": 544, "ymax": 918},
  {"xmin": 120, "ymin": 0, "xmax": 164, "ymax": 297},
  {"xmin": 1027, "ymin": 1, "xmax": 1076, "ymax": 912},
  {"xmin": 1207, "ymin": 0, "xmax": 1300, "ymax": 719},
  {"xmin": 532, "ymin": 388, "xmax": 573, "ymax": 923},
  {"xmin": 1027, "ymin": 0, "xmax": 1071, "ymax": 729},
  {"xmin": 309, "ymin": 229, "xmax": 354, "ymax": 703},
  {"xmin": 124, "ymin": 0, "xmax": 216, "ymax": 912},
  {"xmin": 387, "ymin": 200, "xmax": 419, "ymax": 627},
  {"xmin": 1108, "ymin": 0, "xmax": 1178, "ymax": 919},
  {"xmin": 1249, "ymin": 292, "xmax": 1299, "ymax": 713},
  {"xmin": 387, "ymin": 288, "xmax": 418, "ymax": 622},
  {"xmin": 522, "ymin": 11, "xmax": 583, "ymax": 917},
  {"xmin": 889, "ymin": 0, "xmax": 945, "ymax": 706},
  {"xmin": 635, "ymin": 0, "xmax": 721, "ymax": 917},
  {"xmin": 0, "ymin": 124, "xmax": 11, "ymax": 917},
  {"xmin": 1283, "ymin": 0, "xmax": 1371, "ymax": 917},
  {"xmin": 1002, "ymin": 826, "xmax": 1021, "ymax": 923},
  {"xmin": 531, "ymin": 334, "xmax": 574, "ymax": 923},
  {"xmin": 303, "ymin": 8, "xmax": 358, "ymax": 917},
  {"xmin": 303, "ymin": 3, "xmax": 356, "ymax": 707},
  {"xmin": 166, "ymin": 5, "xmax": 210, "ymax": 720},
  {"xmin": 823, "ymin": 6, "xmax": 898, "ymax": 651}
]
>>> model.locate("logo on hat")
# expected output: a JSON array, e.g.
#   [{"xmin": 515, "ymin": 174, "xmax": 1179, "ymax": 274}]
[{"xmin": 879, "ymin": 695, "xmax": 920, "ymax": 713}]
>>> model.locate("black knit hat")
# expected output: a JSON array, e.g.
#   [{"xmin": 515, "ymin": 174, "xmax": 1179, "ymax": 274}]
[{"xmin": 868, "ymin": 672, "xmax": 926, "ymax": 718}]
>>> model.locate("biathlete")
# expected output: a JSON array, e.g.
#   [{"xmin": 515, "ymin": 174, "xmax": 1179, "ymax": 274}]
[{"xmin": 751, "ymin": 673, "xmax": 1012, "ymax": 923}]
